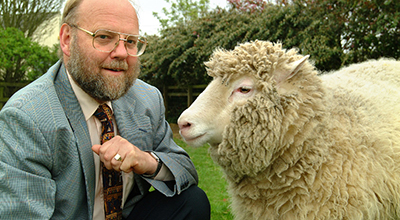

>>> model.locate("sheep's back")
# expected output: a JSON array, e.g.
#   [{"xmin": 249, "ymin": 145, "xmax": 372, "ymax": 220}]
[
  {"xmin": 242, "ymin": 58, "xmax": 400, "ymax": 220},
  {"xmin": 320, "ymin": 58, "xmax": 400, "ymax": 129},
  {"xmin": 318, "ymin": 58, "xmax": 400, "ymax": 209}
]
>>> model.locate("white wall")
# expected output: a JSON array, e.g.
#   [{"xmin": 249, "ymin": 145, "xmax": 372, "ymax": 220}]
[{"xmin": 34, "ymin": 14, "xmax": 61, "ymax": 47}]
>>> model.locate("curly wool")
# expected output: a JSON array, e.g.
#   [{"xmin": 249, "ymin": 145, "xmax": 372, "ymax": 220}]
[
  {"xmin": 206, "ymin": 41, "xmax": 304, "ymax": 85},
  {"xmin": 207, "ymin": 40, "xmax": 400, "ymax": 219}
]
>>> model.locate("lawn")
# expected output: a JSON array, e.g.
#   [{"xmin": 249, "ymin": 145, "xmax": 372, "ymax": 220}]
[{"xmin": 175, "ymin": 138, "xmax": 235, "ymax": 220}]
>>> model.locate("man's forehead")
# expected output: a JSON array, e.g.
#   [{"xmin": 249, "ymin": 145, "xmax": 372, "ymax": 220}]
[
  {"xmin": 77, "ymin": 0, "xmax": 139, "ymax": 33},
  {"xmin": 78, "ymin": 0, "xmax": 136, "ymax": 18}
]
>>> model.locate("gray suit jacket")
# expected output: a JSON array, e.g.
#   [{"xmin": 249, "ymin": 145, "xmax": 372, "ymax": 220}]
[{"xmin": 0, "ymin": 61, "xmax": 198, "ymax": 219}]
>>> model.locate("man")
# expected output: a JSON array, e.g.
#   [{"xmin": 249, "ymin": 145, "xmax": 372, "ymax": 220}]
[{"xmin": 0, "ymin": 0, "xmax": 210, "ymax": 219}]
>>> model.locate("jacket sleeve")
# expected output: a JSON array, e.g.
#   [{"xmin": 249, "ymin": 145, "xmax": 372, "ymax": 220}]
[
  {"xmin": 114, "ymin": 80, "xmax": 199, "ymax": 198},
  {"xmin": 147, "ymin": 113, "xmax": 199, "ymax": 196},
  {"xmin": 0, "ymin": 106, "xmax": 56, "ymax": 219},
  {"xmin": 144, "ymin": 86, "xmax": 198, "ymax": 196}
]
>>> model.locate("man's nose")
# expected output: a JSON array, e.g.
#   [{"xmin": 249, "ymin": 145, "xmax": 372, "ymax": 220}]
[{"xmin": 110, "ymin": 39, "xmax": 129, "ymax": 59}]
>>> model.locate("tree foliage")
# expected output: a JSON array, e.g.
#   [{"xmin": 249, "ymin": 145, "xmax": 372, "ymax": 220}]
[
  {"xmin": 301, "ymin": 0, "xmax": 400, "ymax": 65},
  {"xmin": 141, "ymin": 3, "xmax": 314, "ymax": 89},
  {"xmin": 0, "ymin": 0, "xmax": 63, "ymax": 38},
  {"xmin": 153, "ymin": 0, "xmax": 210, "ymax": 30},
  {"xmin": 227, "ymin": 0, "xmax": 267, "ymax": 12},
  {"xmin": 0, "ymin": 27, "xmax": 59, "ymax": 84},
  {"xmin": 142, "ymin": 0, "xmax": 400, "ymax": 88}
]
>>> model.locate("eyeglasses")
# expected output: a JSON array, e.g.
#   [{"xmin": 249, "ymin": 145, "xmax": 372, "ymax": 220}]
[{"xmin": 68, "ymin": 24, "xmax": 147, "ymax": 57}]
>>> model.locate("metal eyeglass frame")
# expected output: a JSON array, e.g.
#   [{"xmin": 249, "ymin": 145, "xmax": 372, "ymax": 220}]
[{"xmin": 68, "ymin": 23, "xmax": 147, "ymax": 57}]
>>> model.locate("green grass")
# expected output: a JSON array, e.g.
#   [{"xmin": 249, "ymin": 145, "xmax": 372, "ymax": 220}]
[{"xmin": 175, "ymin": 138, "xmax": 235, "ymax": 220}]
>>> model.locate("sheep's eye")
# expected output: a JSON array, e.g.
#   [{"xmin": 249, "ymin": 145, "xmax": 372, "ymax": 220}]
[{"xmin": 239, "ymin": 87, "xmax": 251, "ymax": 94}]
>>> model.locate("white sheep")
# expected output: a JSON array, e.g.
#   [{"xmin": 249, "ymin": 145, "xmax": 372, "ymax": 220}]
[{"xmin": 177, "ymin": 40, "xmax": 400, "ymax": 220}]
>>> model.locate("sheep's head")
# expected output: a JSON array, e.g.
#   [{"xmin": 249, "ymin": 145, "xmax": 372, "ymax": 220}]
[
  {"xmin": 179, "ymin": 74, "xmax": 260, "ymax": 147},
  {"xmin": 178, "ymin": 40, "xmax": 323, "ymax": 181}
]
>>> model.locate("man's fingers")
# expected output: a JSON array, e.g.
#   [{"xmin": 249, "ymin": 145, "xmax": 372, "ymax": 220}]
[{"xmin": 92, "ymin": 144, "xmax": 101, "ymax": 155}]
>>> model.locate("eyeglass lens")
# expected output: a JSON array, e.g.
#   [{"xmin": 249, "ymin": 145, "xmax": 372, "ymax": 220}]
[{"xmin": 93, "ymin": 30, "xmax": 146, "ymax": 56}]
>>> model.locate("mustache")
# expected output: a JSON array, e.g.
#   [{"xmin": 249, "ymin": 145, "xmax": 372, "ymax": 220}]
[{"xmin": 101, "ymin": 61, "xmax": 129, "ymax": 71}]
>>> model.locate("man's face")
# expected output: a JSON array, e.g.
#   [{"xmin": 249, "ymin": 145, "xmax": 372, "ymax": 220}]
[
  {"xmin": 65, "ymin": 0, "xmax": 141, "ymax": 102},
  {"xmin": 67, "ymin": 36, "xmax": 140, "ymax": 102}
]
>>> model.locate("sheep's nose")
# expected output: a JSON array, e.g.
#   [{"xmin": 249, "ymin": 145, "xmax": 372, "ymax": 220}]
[{"xmin": 178, "ymin": 119, "xmax": 192, "ymax": 131}]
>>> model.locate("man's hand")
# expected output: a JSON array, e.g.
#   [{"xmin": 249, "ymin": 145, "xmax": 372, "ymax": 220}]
[{"xmin": 92, "ymin": 135, "xmax": 158, "ymax": 175}]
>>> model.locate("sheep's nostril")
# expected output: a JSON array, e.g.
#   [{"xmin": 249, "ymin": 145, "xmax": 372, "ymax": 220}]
[{"xmin": 179, "ymin": 122, "xmax": 191, "ymax": 130}]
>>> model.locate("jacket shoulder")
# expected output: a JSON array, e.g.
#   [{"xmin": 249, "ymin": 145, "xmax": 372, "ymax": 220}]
[{"xmin": 3, "ymin": 61, "xmax": 63, "ymax": 111}]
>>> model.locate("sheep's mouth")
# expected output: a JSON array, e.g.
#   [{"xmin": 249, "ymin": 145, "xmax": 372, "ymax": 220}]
[
  {"xmin": 183, "ymin": 133, "xmax": 205, "ymax": 142},
  {"xmin": 180, "ymin": 131, "xmax": 208, "ymax": 147}
]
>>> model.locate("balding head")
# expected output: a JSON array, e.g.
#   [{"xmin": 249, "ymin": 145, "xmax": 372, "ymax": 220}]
[{"xmin": 61, "ymin": 0, "xmax": 139, "ymax": 26}]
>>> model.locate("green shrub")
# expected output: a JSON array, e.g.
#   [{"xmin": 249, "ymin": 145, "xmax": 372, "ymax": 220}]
[{"xmin": 0, "ymin": 27, "xmax": 59, "ymax": 83}]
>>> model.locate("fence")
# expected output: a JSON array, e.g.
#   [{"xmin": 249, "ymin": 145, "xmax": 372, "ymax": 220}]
[
  {"xmin": 0, "ymin": 82, "xmax": 30, "ymax": 109},
  {"xmin": 162, "ymin": 84, "xmax": 207, "ymax": 119}
]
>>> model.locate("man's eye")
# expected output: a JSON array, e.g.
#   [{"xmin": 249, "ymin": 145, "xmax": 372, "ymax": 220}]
[
  {"xmin": 126, "ymin": 36, "xmax": 138, "ymax": 45},
  {"xmin": 126, "ymin": 39, "xmax": 136, "ymax": 45},
  {"xmin": 96, "ymin": 34, "xmax": 112, "ymax": 40}
]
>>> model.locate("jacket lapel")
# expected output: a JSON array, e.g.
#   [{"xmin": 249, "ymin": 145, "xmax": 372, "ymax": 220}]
[
  {"xmin": 53, "ymin": 61, "xmax": 95, "ymax": 217},
  {"xmin": 112, "ymin": 93, "xmax": 138, "ymax": 143},
  {"xmin": 112, "ymin": 88, "xmax": 154, "ymax": 196}
]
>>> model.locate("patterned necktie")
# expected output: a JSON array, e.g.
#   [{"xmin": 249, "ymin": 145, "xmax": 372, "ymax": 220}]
[{"xmin": 93, "ymin": 104, "xmax": 123, "ymax": 220}]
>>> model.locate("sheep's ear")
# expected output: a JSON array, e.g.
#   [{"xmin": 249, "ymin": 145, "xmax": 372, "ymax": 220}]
[{"xmin": 274, "ymin": 55, "xmax": 310, "ymax": 84}]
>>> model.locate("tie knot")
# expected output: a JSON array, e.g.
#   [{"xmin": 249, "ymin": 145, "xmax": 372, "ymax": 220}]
[{"xmin": 94, "ymin": 104, "xmax": 113, "ymax": 122}]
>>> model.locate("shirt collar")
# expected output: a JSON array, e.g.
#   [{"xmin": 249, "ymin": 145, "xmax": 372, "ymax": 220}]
[{"xmin": 66, "ymin": 71, "xmax": 112, "ymax": 121}]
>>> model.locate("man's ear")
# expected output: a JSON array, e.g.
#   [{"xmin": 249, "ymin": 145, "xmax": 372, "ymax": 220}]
[{"xmin": 59, "ymin": 23, "xmax": 72, "ymax": 57}]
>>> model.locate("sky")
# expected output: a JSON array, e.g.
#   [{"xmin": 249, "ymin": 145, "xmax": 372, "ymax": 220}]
[{"xmin": 135, "ymin": 0, "xmax": 229, "ymax": 35}]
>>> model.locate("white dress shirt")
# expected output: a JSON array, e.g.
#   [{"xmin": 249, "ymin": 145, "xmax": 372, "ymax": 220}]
[{"xmin": 67, "ymin": 73, "xmax": 173, "ymax": 220}]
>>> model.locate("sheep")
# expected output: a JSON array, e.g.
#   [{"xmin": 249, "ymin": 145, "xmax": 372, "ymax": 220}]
[{"xmin": 177, "ymin": 40, "xmax": 400, "ymax": 220}]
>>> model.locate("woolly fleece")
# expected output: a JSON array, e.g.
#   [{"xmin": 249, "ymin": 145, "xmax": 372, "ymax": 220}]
[{"xmin": 205, "ymin": 41, "xmax": 400, "ymax": 219}]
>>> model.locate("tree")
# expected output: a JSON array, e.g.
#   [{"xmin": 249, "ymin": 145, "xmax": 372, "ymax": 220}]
[
  {"xmin": 153, "ymin": 0, "xmax": 210, "ymax": 30},
  {"xmin": 141, "ymin": 9, "xmax": 255, "ymax": 89},
  {"xmin": 0, "ymin": 28, "xmax": 59, "ymax": 84},
  {"xmin": 0, "ymin": 0, "xmax": 63, "ymax": 39},
  {"xmin": 341, "ymin": 0, "xmax": 400, "ymax": 64},
  {"xmin": 141, "ymin": 4, "xmax": 312, "ymax": 89},
  {"xmin": 227, "ymin": 0, "xmax": 267, "ymax": 12},
  {"xmin": 0, "ymin": 0, "xmax": 62, "ymax": 87},
  {"xmin": 297, "ymin": 0, "xmax": 400, "ymax": 66}
]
